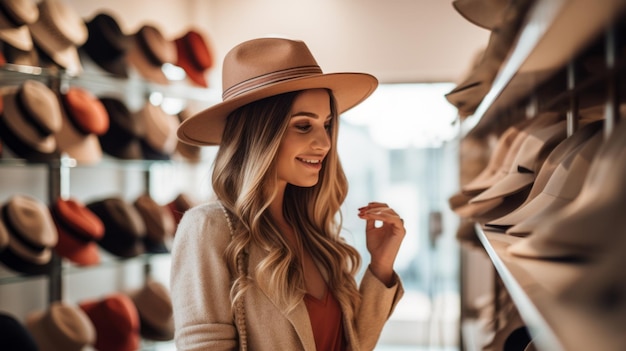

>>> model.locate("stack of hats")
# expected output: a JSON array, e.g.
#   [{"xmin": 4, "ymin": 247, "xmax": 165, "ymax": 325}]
[
  {"xmin": 25, "ymin": 301, "xmax": 96, "ymax": 351},
  {"xmin": 0, "ymin": 0, "xmax": 39, "ymax": 67},
  {"xmin": 0, "ymin": 194, "xmax": 57, "ymax": 275}
]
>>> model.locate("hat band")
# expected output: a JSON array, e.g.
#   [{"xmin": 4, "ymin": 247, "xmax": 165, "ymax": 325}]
[
  {"xmin": 222, "ymin": 65, "xmax": 323, "ymax": 101},
  {"xmin": 2, "ymin": 205, "xmax": 47, "ymax": 254}
]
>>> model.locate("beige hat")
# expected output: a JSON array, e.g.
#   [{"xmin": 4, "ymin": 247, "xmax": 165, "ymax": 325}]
[
  {"xmin": 507, "ymin": 116, "xmax": 626, "ymax": 261},
  {"xmin": 470, "ymin": 120, "xmax": 568, "ymax": 203},
  {"xmin": 463, "ymin": 112, "xmax": 563, "ymax": 194},
  {"xmin": 0, "ymin": 194, "xmax": 58, "ymax": 275},
  {"xmin": 0, "ymin": 0, "xmax": 38, "ymax": 51},
  {"xmin": 126, "ymin": 24, "xmax": 176, "ymax": 85},
  {"xmin": 128, "ymin": 279, "xmax": 174, "ymax": 341},
  {"xmin": 28, "ymin": 0, "xmax": 87, "ymax": 75},
  {"xmin": 177, "ymin": 37, "xmax": 378, "ymax": 146},
  {"xmin": 26, "ymin": 301, "xmax": 96, "ymax": 351},
  {"xmin": 135, "ymin": 102, "xmax": 179, "ymax": 158},
  {"xmin": 505, "ymin": 128, "xmax": 604, "ymax": 236},
  {"xmin": 133, "ymin": 194, "xmax": 175, "ymax": 253},
  {"xmin": 485, "ymin": 120, "xmax": 604, "ymax": 231}
]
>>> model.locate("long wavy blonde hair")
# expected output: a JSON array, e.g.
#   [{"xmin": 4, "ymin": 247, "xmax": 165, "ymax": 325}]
[{"xmin": 212, "ymin": 89, "xmax": 362, "ymax": 315}]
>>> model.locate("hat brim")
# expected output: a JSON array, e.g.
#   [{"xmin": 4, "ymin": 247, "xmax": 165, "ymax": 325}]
[
  {"xmin": 469, "ymin": 172, "xmax": 534, "ymax": 203},
  {"xmin": 505, "ymin": 193, "xmax": 571, "ymax": 237},
  {"xmin": 0, "ymin": 25, "xmax": 33, "ymax": 51},
  {"xmin": 29, "ymin": 20, "xmax": 82, "ymax": 74},
  {"xmin": 178, "ymin": 72, "xmax": 378, "ymax": 146}
]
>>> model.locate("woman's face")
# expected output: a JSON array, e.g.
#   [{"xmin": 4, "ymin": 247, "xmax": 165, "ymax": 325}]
[{"xmin": 276, "ymin": 89, "xmax": 332, "ymax": 188}]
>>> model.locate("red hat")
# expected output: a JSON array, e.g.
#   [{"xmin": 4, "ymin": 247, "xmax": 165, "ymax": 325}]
[
  {"xmin": 79, "ymin": 293, "xmax": 141, "ymax": 351},
  {"xmin": 62, "ymin": 88, "xmax": 110, "ymax": 135},
  {"xmin": 51, "ymin": 197, "xmax": 104, "ymax": 266},
  {"xmin": 174, "ymin": 29, "xmax": 214, "ymax": 87}
]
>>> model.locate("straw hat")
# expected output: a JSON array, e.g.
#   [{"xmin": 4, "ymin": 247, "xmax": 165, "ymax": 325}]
[{"xmin": 177, "ymin": 37, "xmax": 378, "ymax": 146}]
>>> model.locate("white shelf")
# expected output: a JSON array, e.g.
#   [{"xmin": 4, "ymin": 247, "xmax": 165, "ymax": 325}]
[
  {"xmin": 475, "ymin": 225, "xmax": 625, "ymax": 351},
  {"xmin": 462, "ymin": 0, "xmax": 626, "ymax": 136}
]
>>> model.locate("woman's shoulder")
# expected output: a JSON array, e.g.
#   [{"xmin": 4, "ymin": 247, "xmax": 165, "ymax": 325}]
[{"xmin": 174, "ymin": 200, "xmax": 231, "ymax": 246}]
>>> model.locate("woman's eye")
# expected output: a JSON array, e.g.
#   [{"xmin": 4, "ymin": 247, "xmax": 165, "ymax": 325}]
[{"xmin": 295, "ymin": 124, "xmax": 311, "ymax": 132}]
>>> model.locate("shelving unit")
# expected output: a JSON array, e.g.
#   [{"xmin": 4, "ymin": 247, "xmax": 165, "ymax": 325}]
[{"xmin": 458, "ymin": 0, "xmax": 626, "ymax": 350}]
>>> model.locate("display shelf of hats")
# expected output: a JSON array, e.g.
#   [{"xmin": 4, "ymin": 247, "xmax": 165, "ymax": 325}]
[{"xmin": 447, "ymin": 0, "xmax": 626, "ymax": 138}]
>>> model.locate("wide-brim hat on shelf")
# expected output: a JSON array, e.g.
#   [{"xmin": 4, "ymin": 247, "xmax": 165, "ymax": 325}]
[
  {"xmin": 507, "ymin": 117, "xmax": 626, "ymax": 261},
  {"xmin": 469, "ymin": 120, "xmax": 568, "ymax": 204},
  {"xmin": 177, "ymin": 37, "xmax": 379, "ymax": 146},
  {"xmin": 79, "ymin": 293, "xmax": 141, "ymax": 351},
  {"xmin": 28, "ymin": 0, "xmax": 88, "ymax": 75},
  {"xmin": 0, "ymin": 80, "xmax": 62, "ymax": 161},
  {"xmin": 87, "ymin": 196, "xmax": 146, "ymax": 258},
  {"xmin": 133, "ymin": 194, "xmax": 175, "ymax": 254},
  {"xmin": 135, "ymin": 102, "xmax": 179, "ymax": 160},
  {"xmin": 126, "ymin": 24, "xmax": 176, "ymax": 85},
  {"xmin": 98, "ymin": 97, "xmax": 144, "ymax": 160},
  {"xmin": 51, "ymin": 197, "xmax": 105, "ymax": 266},
  {"xmin": 25, "ymin": 301, "xmax": 96, "ymax": 351},
  {"xmin": 0, "ymin": 0, "xmax": 39, "ymax": 51},
  {"xmin": 485, "ymin": 120, "xmax": 603, "ymax": 232},
  {"xmin": 0, "ymin": 194, "xmax": 57, "ymax": 275},
  {"xmin": 174, "ymin": 28, "xmax": 214, "ymax": 87},
  {"xmin": 56, "ymin": 87, "xmax": 109, "ymax": 164},
  {"xmin": 0, "ymin": 312, "xmax": 39, "ymax": 351},
  {"xmin": 82, "ymin": 12, "xmax": 132, "ymax": 78},
  {"xmin": 128, "ymin": 279, "xmax": 175, "ymax": 341}
]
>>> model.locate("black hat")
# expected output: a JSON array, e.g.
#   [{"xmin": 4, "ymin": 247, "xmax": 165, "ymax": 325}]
[{"xmin": 0, "ymin": 312, "xmax": 39, "ymax": 351}]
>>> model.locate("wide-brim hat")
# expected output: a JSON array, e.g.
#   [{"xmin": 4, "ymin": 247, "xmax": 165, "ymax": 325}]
[
  {"xmin": 0, "ymin": 80, "xmax": 62, "ymax": 161},
  {"xmin": 126, "ymin": 24, "xmax": 176, "ymax": 85},
  {"xmin": 452, "ymin": 0, "xmax": 508, "ymax": 30},
  {"xmin": 28, "ymin": 0, "xmax": 87, "ymax": 75},
  {"xmin": 82, "ymin": 12, "xmax": 132, "ymax": 78},
  {"xmin": 0, "ymin": 312, "xmax": 39, "ymax": 351},
  {"xmin": 174, "ymin": 28, "xmax": 214, "ymax": 87},
  {"xmin": 0, "ymin": 194, "xmax": 57, "ymax": 275},
  {"xmin": 26, "ymin": 301, "xmax": 96, "ymax": 351},
  {"xmin": 177, "ymin": 37, "xmax": 379, "ymax": 146},
  {"xmin": 133, "ymin": 194, "xmax": 175, "ymax": 253},
  {"xmin": 51, "ymin": 197, "xmax": 104, "ymax": 266},
  {"xmin": 0, "ymin": 0, "xmax": 39, "ymax": 51},
  {"xmin": 87, "ymin": 196, "xmax": 146, "ymax": 258},
  {"xmin": 79, "ymin": 293, "xmax": 141, "ymax": 351},
  {"xmin": 128, "ymin": 279, "xmax": 174, "ymax": 341}
]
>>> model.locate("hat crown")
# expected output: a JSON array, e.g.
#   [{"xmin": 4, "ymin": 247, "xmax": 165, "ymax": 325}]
[
  {"xmin": 222, "ymin": 38, "xmax": 322, "ymax": 101},
  {"xmin": 6, "ymin": 195, "xmax": 57, "ymax": 247},
  {"xmin": 36, "ymin": 0, "xmax": 87, "ymax": 46}
]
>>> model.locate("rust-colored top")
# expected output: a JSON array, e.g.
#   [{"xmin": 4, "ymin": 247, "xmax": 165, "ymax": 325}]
[{"xmin": 304, "ymin": 290, "xmax": 346, "ymax": 351}]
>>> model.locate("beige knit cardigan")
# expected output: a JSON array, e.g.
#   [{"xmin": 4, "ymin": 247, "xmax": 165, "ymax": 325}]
[{"xmin": 170, "ymin": 201, "xmax": 404, "ymax": 351}]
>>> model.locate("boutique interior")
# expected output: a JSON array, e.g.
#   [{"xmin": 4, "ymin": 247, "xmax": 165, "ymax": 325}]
[{"xmin": 0, "ymin": 0, "xmax": 625, "ymax": 350}]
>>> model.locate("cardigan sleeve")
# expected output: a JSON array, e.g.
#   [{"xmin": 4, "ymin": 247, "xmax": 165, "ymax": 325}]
[
  {"xmin": 170, "ymin": 203, "xmax": 238, "ymax": 351},
  {"xmin": 355, "ymin": 267, "xmax": 404, "ymax": 351}
]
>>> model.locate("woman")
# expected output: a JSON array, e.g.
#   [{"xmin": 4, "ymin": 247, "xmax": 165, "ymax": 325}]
[{"xmin": 171, "ymin": 37, "xmax": 406, "ymax": 351}]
